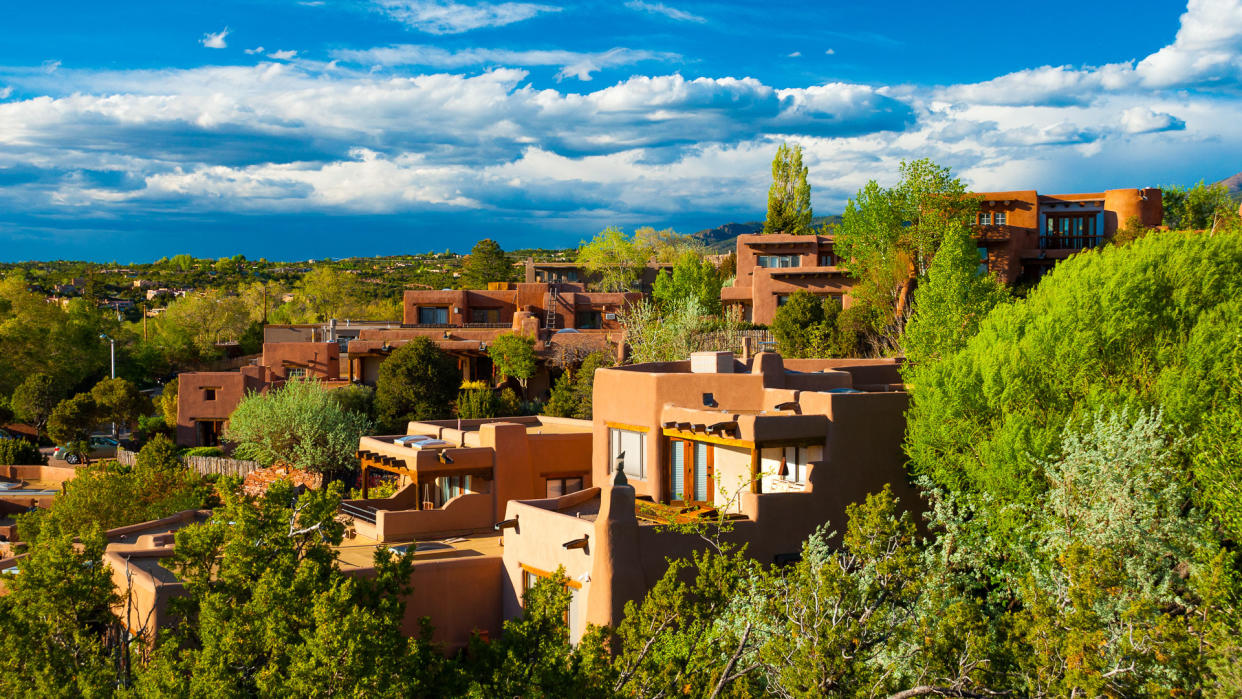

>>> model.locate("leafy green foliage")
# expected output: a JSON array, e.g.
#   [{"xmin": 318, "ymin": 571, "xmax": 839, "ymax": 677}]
[
  {"xmin": 576, "ymin": 226, "xmax": 653, "ymax": 292},
  {"xmin": 763, "ymin": 142, "xmax": 813, "ymax": 235},
  {"xmin": 17, "ymin": 457, "xmax": 210, "ymax": 543},
  {"xmin": 134, "ymin": 482, "xmax": 446, "ymax": 696},
  {"xmin": 456, "ymin": 381, "xmax": 497, "ymax": 419},
  {"xmin": 771, "ymin": 290, "xmax": 841, "ymax": 358},
  {"xmin": 488, "ymin": 332, "xmax": 537, "ymax": 393},
  {"xmin": 0, "ymin": 275, "xmax": 114, "ymax": 397},
  {"xmin": 46, "ymin": 393, "xmax": 98, "ymax": 457},
  {"xmin": 834, "ymin": 159, "xmax": 978, "ymax": 347},
  {"xmin": 329, "ymin": 382, "xmax": 376, "ymax": 421},
  {"xmin": 135, "ymin": 433, "xmax": 181, "ymax": 471},
  {"xmin": 901, "ymin": 223, "xmax": 1008, "ymax": 365},
  {"xmin": 224, "ymin": 377, "xmax": 373, "ymax": 473},
  {"xmin": 0, "ymin": 437, "xmax": 45, "ymax": 465},
  {"xmin": 543, "ymin": 350, "xmax": 613, "ymax": 420},
  {"xmin": 10, "ymin": 372, "xmax": 61, "ymax": 437},
  {"xmin": 496, "ymin": 387, "xmax": 524, "ymax": 417},
  {"xmin": 618, "ymin": 297, "xmax": 741, "ymax": 364},
  {"xmin": 461, "ymin": 238, "xmax": 514, "ymax": 289},
  {"xmin": 463, "ymin": 571, "xmax": 614, "ymax": 698},
  {"xmin": 0, "ymin": 528, "xmax": 123, "ymax": 697},
  {"xmin": 1162, "ymin": 180, "xmax": 1237, "ymax": 230},
  {"xmin": 160, "ymin": 377, "xmax": 178, "ymax": 428},
  {"xmin": 651, "ymin": 251, "xmax": 725, "ymax": 315},
  {"xmin": 89, "ymin": 376, "xmax": 151, "ymax": 434},
  {"xmin": 374, "ymin": 337, "xmax": 461, "ymax": 432}
]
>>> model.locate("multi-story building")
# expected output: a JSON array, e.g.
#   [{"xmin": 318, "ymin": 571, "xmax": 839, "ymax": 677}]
[
  {"xmin": 175, "ymin": 342, "xmax": 341, "ymax": 446},
  {"xmin": 724, "ymin": 187, "xmax": 1164, "ymax": 325},
  {"xmin": 975, "ymin": 188, "xmax": 1162, "ymax": 282},
  {"xmin": 499, "ymin": 350, "xmax": 916, "ymax": 640},
  {"xmin": 721, "ymin": 233, "xmax": 849, "ymax": 325}
]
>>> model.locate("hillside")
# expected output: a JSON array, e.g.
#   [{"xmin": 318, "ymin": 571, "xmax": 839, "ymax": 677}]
[
  {"xmin": 1218, "ymin": 171, "xmax": 1242, "ymax": 200},
  {"xmin": 691, "ymin": 215, "xmax": 842, "ymax": 252}
]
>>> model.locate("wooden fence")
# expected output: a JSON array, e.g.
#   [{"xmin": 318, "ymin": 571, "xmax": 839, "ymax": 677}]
[{"xmin": 116, "ymin": 448, "xmax": 260, "ymax": 478}]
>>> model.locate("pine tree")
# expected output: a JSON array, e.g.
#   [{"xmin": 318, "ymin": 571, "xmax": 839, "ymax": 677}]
[{"xmin": 763, "ymin": 143, "xmax": 813, "ymax": 235}]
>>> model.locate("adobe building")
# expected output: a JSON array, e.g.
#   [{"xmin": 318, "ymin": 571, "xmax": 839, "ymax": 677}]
[
  {"xmin": 499, "ymin": 350, "xmax": 917, "ymax": 641},
  {"xmin": 721, "ymin": 233, "xmax": 849, "ymax": 325},
  {"xmin": 344, "ymin": 415, "xmax": 593, "ymax": 542},
  {"xmin": 975, "ymin": 188, "xmax": 1162, "ymax": 283},
  {"xmin": 175, "ymin": 342, "xmax": 340, "ymax": 447},
  {"xmin": 725, "ymin": 187, "xmax": 1163, "ymax": 325}
]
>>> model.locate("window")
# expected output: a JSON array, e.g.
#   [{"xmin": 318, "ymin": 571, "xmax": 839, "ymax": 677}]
[
  {"xmin": 438, "ymin": 475, "xmax": 471, "ymax": 506},
  {"xmin": 575, "ymin": 310, "xmax": 603, "ymax": 329},
  {"xmin": 418, "ymin": 306, "xmax": 449, "ymax": 324},
  {"xmin": 976, "ymin": 247, "xmax": 989, "ymax": 276},
  {"xmin": 286, "ymin": 367, "xmax": 306, "ymax": 379},
  {"xmin": 776, "ymin": 295, "xmax": 789, "ymax": 307},
  {"xmin": 470, "ymin": 308, "xmax": 500, "ymax": 323},
  {"xmin": 546, "ymin": 476, "xmax": 585, "ymax": 498},
  {"xmin": 1043, "ymin": 214, "xmax": 1100, "ymax": 249},
  {"xmin": 994, "ymin": 211, "xmax": 1007, "ymax": 226},
  {"xmin": 761, "ymin": 445, "xmax": 820, "ymax": 487},
  {"xmin": 609, "ymin": 428, "xmax": 646, "ymax": 480},
  {"xmin": 783, "ymin": 446, "xmax": 808, "ymax": 484},
  {"xmin": 978, "ymin": 212, "xmax": 992, "ymax": 225},
  {"xmin": 668, "ymin": 439, "xmax": 713, "ymax": 503},
  {"xmin": 203, "ymin": 387, "xmax": 218, "ymax": 401},
  {"xmin": 818, "ymin": 251, "xmax": 842, "ymax": 267},
  {"xmin": 756, "ymin": 254, "xmax": 800, "ymax": 268}
]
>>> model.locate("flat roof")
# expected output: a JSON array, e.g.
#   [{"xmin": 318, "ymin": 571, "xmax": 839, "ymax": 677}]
[{"xmin": 334, "ymin": 530, "xmax": 504, "ymax": 569}]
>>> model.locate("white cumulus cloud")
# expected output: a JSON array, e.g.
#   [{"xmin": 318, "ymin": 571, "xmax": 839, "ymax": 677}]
[
  {"xmin": 201, "ymin": 28, "xmax": 230, "ymax": 49},
  {"xmin": 1120, "ymin": 107, "xmax": 1186, "ymax": 134},
  {"xmin": 331, "ymin": 44, "xmax": 678, "ymax": 81}
]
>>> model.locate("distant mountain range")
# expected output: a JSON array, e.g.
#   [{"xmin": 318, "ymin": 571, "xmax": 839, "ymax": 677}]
[{"xmin": 691, "ymin": 215, "xmax": 843, "ymax": 252}]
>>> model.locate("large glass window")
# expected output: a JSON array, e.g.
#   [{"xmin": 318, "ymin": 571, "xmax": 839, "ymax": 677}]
[
  {"xmin": 610, "ymin": 428, "xmax": 646, "ymax": 480},
  {"xmin": 470, "ymin": 308, "xmax": 500, "ymax": 323},
  {"xmin": 418, "ymin": 306, "xmax": 449, "ymax": 324},
  {"xmin": 978, "ymin": 212, "xmax": 992, "ymax": 225},
  {"xmin": 575, "ymin": 310, "xmax": 602, "ymax": 329},
  {"xmin": 1043, "ymin": 214, "xmax": 1100, "ymax": 249},
  {"xmin": 668, "ymin": 438, "xmax": 713, "ymax": 503},
  {"xmin": 756, "ymin": 254, "xmax": 801, "ymax": 268}
]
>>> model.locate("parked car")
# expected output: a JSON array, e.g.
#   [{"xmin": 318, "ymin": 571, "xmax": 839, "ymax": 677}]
[{"xmin": 51, "ymin": 436, "xmax": 120, "ymax": 464}]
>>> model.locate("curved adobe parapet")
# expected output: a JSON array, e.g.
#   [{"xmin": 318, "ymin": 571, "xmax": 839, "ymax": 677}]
[{"xmin": 1104, "ymin": 188, "xmax": 1163, "ymax": 234}]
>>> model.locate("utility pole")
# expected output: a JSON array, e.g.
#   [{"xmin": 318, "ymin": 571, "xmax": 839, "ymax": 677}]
[{"xmin": 100, "ymin": 333, "xmax": 117, "ymax": 439}]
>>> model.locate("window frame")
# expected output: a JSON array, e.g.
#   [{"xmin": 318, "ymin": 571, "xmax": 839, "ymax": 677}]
[{"xmin": 608, "ymin": 427, "xmax": 646, "ymax": 481}]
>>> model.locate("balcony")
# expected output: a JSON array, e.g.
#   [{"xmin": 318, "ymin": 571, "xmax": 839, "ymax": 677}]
[{"xmin": 1040, "ymin": 234, "xmax": 1104, "ymax": 251}]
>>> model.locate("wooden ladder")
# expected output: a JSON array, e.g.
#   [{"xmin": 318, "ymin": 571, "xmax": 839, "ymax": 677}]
[{"xmin": 544, "ymin": 284, "xmax": 559, "ymax": 329}]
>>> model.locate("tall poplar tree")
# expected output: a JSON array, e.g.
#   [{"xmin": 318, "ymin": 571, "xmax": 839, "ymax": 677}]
[{"xmin": 763, "ymin": 143, "xmax": 813, "ymax": 235}]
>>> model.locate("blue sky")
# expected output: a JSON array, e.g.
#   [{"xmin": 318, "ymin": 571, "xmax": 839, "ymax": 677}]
[{"xmin": 0, "ymin": 0, "xmax": 1237, "ymax": 262}]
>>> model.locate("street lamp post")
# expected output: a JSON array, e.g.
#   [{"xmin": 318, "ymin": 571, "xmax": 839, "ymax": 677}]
[{"xmin": 100, "ymin": 333, "xmax": 116, "ymax": 438}]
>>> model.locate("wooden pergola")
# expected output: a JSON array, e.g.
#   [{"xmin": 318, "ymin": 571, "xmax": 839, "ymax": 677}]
[{"xmin": 356, "ymin": 449, "xmax": 491, "ymax": 504}]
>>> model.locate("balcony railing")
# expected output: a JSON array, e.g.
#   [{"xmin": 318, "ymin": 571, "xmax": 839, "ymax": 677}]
[{"xmin": 1040, "ymin": 235, "xmax": 1104, "ymax": 250}]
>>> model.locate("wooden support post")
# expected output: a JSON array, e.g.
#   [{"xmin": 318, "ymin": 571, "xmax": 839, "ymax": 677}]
[
  {"xmin": 750, "ymin": 445, "xmax": 761, "ymax": 494},
  {"xmin": 361, "ymin": 463, "xmax": 369, "ymax": 500}
]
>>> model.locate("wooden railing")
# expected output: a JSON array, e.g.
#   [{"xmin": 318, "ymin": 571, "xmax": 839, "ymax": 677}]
[{"xmin": 1040, "ymin": 235, "xmax": 1104, "ymax": 250}]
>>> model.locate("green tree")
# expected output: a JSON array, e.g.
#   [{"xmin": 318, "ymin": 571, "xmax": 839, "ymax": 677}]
[
  {"xmin": 374, "ymin": 338, "xmax": 460, "ymax": 432},
  {"xmin": 835, "ymin": 159, "xmax": 978, "ymax": 344},
  {"xmin": 763, "ymin": 142, "xmax": 813, "ymax": 235},
  {"xmin": 488, "ymin": 333, "xmax": 537, "ymax": 395},
  {"xmin": 17, "ymin": 455, "xmax": 209, "ymax": 543},
  {"xmin": 0, "ymin": 437, "xmax": 45, "ymax": 466},
  {"xmin": 1162, "ymin": 180, "xmax": 1236, "ymax": 230},
  {"xmin": 901, "ymin": 222, "xmax": 1007, "ymax": 365},
  {"xmin": 161, "ymin": 377, "xmax": 179, "ymax": 428},
  {"xmin": 464, "ymin": 571, "xmax": 614, "ymax": 698},
  {"xmin": 10, "ymin": 372, "xmax": 62, "ymax": 437},
  {"xmin": 461, "ymin": 238, "xmax": 514, "ymax": 289},
  {"xmin": 651, "ymin": 251, "xmax": 724, "ymax": 315},
  {"xmin": 89, "ymin": 376, "xmax": 151, "ymax": 436},
  {"xmin": 771, "ymin": 290, "xmax": 841, "ymax": 358},
  {"xmin": 223, "ymin": 377, "xmax": 374, "ymax": 474},
  {"xmin": 46, "ymin": 393, "xmax": 98, "ymax": 461},
  {"xmin": 576, "ymin": 226, "xmax": 651, "ymax": 292},
  {"xmin": 543, "ymin": 350, "xmax": 613, "ymax": 420},
  {"xmin": 134, "ymin": 482, "xmax": 442, "ymax": 696},
  {"xmin": 135, "ymin": 432, "xmax": 182, "ymax": 471},
  {"xmin": 329, "ymin": 382, "xmax": 376, "ymax": 421},
  {"xmin": 456, "ymin": 380, "xmax": 497, "ymax": 419},
  {"xmin": 618, "ymin": 297, "xmax": 741, "ymax": 364},
  {"xmin": 0, "ymin": 528, "xmax": 124, "ymax": 696}
]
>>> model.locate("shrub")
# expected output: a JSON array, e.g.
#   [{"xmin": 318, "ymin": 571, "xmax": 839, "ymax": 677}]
[
  {"xmin": 496, "ymin": 388, "xmax": 523, "ymax": 417},
  {"xmin": 0, "ymin": 438, "xmax": 46, "ymax": 466},
  {"xmin": 135, "ymin": 434, "xmax": 182, "ymax": 471},
  {"xmin": 457, "ymin": 381, "xmax": 497, "ymax": 419},
  {"xmin": 183, "ymin": 446, "xmax": 225, "ymax": 458},
  {"xmin": 374, "ymin": 338, "xmax": 460, "ymax": 432}
]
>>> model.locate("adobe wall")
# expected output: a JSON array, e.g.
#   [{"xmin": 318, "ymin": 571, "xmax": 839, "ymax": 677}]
[
  {"xmin": 261, "ymin": 342, "xmax": 340, "ymax": 380},
  {"xmin": 175, "ymin": 371, "xmax": 260, "ymax": 446},
  {"xmin": 373, "ymin": 492, "xmax": 494, "ymax": 541},
  {"xmin": 1104, "ymin": 188, "xmax": 1164, "ymax": 233}
]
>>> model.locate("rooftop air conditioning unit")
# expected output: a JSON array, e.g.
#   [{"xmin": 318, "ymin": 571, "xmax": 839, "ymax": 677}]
[{"xmin": 604, "ymin": 313, "xmax": 616, "ymax": 320}]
